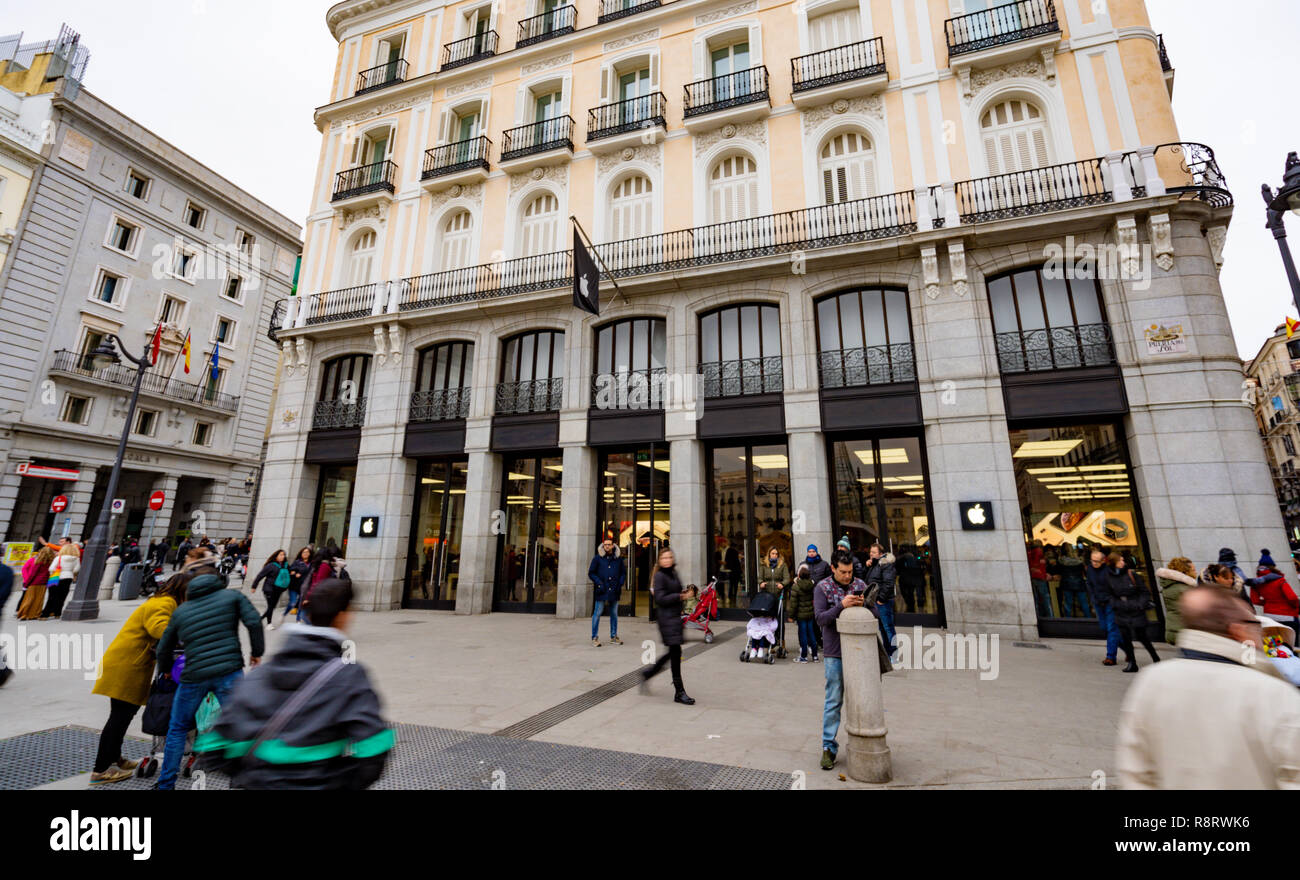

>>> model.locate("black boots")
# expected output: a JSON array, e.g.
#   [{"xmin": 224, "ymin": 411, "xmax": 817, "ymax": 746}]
[
  {"xmin": 674, "ymin": 689, "xmax": 695, "ymax": 705},
  {"xmin": 1122, "ymin": 660, "xmax": 1139, "ymax": 673}
]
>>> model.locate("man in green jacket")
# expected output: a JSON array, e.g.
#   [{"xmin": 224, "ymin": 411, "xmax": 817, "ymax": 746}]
[{"xmin": 154, "ymin": 551, "xmax": 264, "ymax": 790}]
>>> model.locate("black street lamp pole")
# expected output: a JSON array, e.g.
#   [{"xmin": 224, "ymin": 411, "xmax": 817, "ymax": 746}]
[
  {"xmin": 62, "ymin": 334, "xmax": 152, "ymax": 621},
  {"xmin": 1262, "ymin": 151, "xmax": 1300, "ymax": 315}
]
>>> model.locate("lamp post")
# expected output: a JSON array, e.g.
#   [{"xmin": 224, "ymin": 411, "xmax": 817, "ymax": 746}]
[
  {"xmin": 1262, "ymin": 151, "xmax": 1300, "ymax": 314},
  {"xmin": 62, "ymin": 335, "xmax": 152, "ymax": 621}
]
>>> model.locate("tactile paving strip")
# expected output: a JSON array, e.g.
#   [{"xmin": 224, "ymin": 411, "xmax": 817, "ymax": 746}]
[{"xmin": 0, "ymin": 726, "xmax": 151, "ymax": 791}]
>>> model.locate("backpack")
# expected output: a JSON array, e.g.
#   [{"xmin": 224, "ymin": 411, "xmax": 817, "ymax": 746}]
[{"xmin": 274, "ymin": 564, "xmax": 290, "ymax": 589}]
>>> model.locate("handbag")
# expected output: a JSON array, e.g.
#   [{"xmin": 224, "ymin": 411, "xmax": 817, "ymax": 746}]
[{"xmin": 141, "ymin": 673, "xmax": 178, "ymax": 735}]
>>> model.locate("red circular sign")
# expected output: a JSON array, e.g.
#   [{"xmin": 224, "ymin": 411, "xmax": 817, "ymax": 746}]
[
  {"xmin": 149, "ymin": 490, "xmax": 166, "ymax": 511},
  {"xmin": 51, "ymin": 495, "xmax": 68, "ymax": 513}
]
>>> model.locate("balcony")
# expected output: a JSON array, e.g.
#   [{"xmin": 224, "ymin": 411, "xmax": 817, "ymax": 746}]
[
  {"xmin": 701, "ymin": 356, "xmax": 783, "ymax": 399},
  {"xmin": 1286, "ymin": 373, "xmax": 1300, "ymax": 405},
  {"xmin": 1157, "ymin": 33, "xmax": 1174, "ymax": 96},
  {"xmin": 495, "ymin": 377, "xmax": 563, "ymax": 415},
  {"xmin": 598, "ymin": 0, "xmax": 660, "ymax": 23},
  {"xmin": 409, "ymin": 387, "xmax": 472, "ymax": 423},
  {"xmin": 945, "ymin": 0, "xmax": 1060, "ymax": 67},
  {"xmin": 49, "ymin": 350, "xmax": 240, "ymax": 414},
  {"xmin": 590, "ymin": 368, "xmax": 667, "ymax": 411},
  {"xmin": 517, "ymin": 5, "xmax": 575, "ymax": 49},
  {"xmin": 313, "ymin": 397, "xmax": 367, "ymax": 431},
  {"xmin": 952, "ymin": 157, "xmax": 1110, "ymax": 224},
  {"xmin": 499, "ymin": 115, "xmax": 574, "ymax": 173},
  {"xmin": 818, "ymin": 344, "xmax": 916, "ymax": 389},
  {"xmin": 791, "ymin": 37, "xmax": 888, "ymax": 108},
  {"xmin": 1146, "ymin": 142, "xmax": 1231, "ymax": 208},
  {"xmin": 994, "ymin": 324, "xmax": 1116, "ymax": 375},
  {"xmin": 441, "ymin": 31, "xmax": 498, "ymax": 71},
  {"xmin": 421, "ymin": 136, "xmax": 492, "ymax": 191},
  {"xmin": 331, "ymin": 160, "xmax": 397, "ymax": 210},
  {"xmin": 683, "ymin": 65, "xmax": 769, "ymax": 133},
  {"xmin": 299, "ymin": 283, "xmax": 380, "ymax": 326},
  {"xmin": 356, "ymin": 59, "xmax": 408, "ymax": 96},
  {"xmin": 586, "ymin": 92, "xmax": 667, "ymax": 154}
]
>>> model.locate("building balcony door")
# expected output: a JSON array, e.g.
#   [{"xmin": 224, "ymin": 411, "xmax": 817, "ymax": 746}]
[
  {"xmin": 495, "ymin": 454, "xmax": 562, "ymax": 613},
  {"xmin": 404, "ymin": 459, "xmax": 468, "ymax": 609},
  {"xmin": 707, "ymin": 442, "xmax": 792, "ymax": 619}
]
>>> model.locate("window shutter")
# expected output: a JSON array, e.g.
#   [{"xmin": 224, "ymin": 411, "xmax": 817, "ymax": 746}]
[
  {"xmin": 859, "ymin": 154, "xmax": 876, "ymax": 198},
  {"xmin": 649, "ymin": 53, "xmax": 660, "ymax": 89},
  {"xmin": 1031, "ymin": 128, "xmax": 1049, "ymax": 168},
  {"xmin": 514, "ymin": 88, "xmax": 526, "ymax": 125},
  {"xmin": 600, "ymin": 65, "xmax": 610, "ymax": 102},
  {"xmin": 983, "ymin": 134, "xmax": 1000, "ymax": 175},
  {"xmin": 998, "ymin": 133, "xmax": 1015, "ymax": 173},
  {"xmin": 438, "ymin": 109, "xmax": 449, "ymax": 144},
  {"xmin": 835, "ymin": 166, "xmax": 848, "ymax": 203},
  {"xmin": 822, "ymin": 168, "xmax": 834, "ymax": 205},
  {"xmin": 348, "ymin": 137, "xmax": 361, "ymax": 166}
]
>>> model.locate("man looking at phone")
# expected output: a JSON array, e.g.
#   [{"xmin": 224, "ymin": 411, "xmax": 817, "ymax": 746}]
[{"xmin": 813, "ymin": 548, "xmax": 868, "ymax": 771}]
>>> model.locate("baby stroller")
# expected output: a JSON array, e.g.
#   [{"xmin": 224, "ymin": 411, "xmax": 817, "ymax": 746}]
[
  {"xmin": 740, "ymin": 587, "xmax": 786, "ymax": 664},
  {"xmin": 681, "ymin": 578, "xmax": 718, "ymax": 644}
]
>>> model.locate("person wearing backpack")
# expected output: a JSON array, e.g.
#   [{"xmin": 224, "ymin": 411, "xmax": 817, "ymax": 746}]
[{"xmin": 249, "ymin": 549, "xmax": 291, "ymax": 631}]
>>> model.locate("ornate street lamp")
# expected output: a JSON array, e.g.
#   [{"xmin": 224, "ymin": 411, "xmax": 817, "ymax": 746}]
[
  {"xmin": 1262, "ymin": 151, "xmax": 1300, "ymax": 314},
  {"xmin": 62, "ymin": 334, "xmax": 152, "ymax": 621}
]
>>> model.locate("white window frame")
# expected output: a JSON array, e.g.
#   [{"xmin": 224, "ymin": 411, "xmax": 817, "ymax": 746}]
[
  {"xmin": 170, "ymin": 243, "xmax": 200, "ymax": 285},
  {"xmin": 816, "ymin": 129, "xmax": 878, "ymax": 204},
  {"xmin": 183, "ymin": 200, "xmax": 207, "ymax": 231},
  {"xmin": 603, "ymin": 172, "xmax": 658, "ymax": 244},
  {"xmin": 458, "ymin": 3, "xmax": 497, "ymax": 41},
  {"xmin": 796, "ymin": 0, "xmax": 871, "ymax": 55},
  {"xmin": 211, "ymin": 314, "xmax": 239, "ymax": 347},
  {"xmin": 87, "ymin": 266, "xmax": 130, "ymax": 311},
  {"xmin": 156, "ymin": 291, "xmax": 190, "ymax": 328},
  {"xmin": 964, "ymin": 84, "xmax": 1072, "ymax": 180},
  {"xmin": 103, "ymin": 213, "xmax": 143, "ymax": 259},
  {"xmin": 340, "ymin": 226, "xmax": 380, "ymax": 288},
  {"xmin": 221, "ymin": 271, "xmax": 246, "ymax": 306},
  {"xmin": 192, "ymin": 421, "xmax": 214, "ymax": 447},
  {"xmin": 599, "ymin": 49, "xmax": 660, "ymax": 107},
  {"xmin": 438, "ymin": 209, "xmax": 476, "ymax": 271},
  {"xmin": 60, "ymin": 393, "xmax": 92, "ymax": 426},
  {"xmin": 234, "ymin": 227, "xmax": 255, "ymax": 256},
  {"xmin": 692, "ymin": 21, "xmax": 763, "ymax": 82},
  {"xmin": 134, "ymin": 408, "xmax": 160, "ymax": 438},
  {"xmin": 517, "ymin": 189, "xmax": 562, "ymax": 258},
  {"xmin": 124, "ymin": 168, "xmax": 152, "ymax": 201},
  {"xmin": 373, "ymin": 29, "xmax": 410, "ymax": 68},
  {"xmin": 438, "ymin": 96, "xmax": 491, "ymax": 147},
  {"xmin": 514, "ymin": 72, "xmax": 571, "ymax": 127},
  {"xmin": 346, "ymin": 123, "xmax": 397, "ymax": 170}
]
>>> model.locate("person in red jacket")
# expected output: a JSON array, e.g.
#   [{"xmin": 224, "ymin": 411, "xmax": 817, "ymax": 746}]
[
  {"xmin": 1251, "ymin": 550, "xmax": 1300, "ymax": 635},
  {"xmin": 1027, "ymin": 541, "xmax": 1054, "ymax": 618}
]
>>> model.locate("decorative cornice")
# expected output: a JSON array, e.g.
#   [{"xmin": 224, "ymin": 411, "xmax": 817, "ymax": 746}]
[
  {"xmin": 521, "ymin": 52, "xmax": 573, "ymax": 76},
  {"xmin": 963, "ymin": 58, "xmax": 1056, "ymax": 101},
  {"xmin": 695, "ymin": 0, "xmax": 757, "ymax": 27},
  {"xmin": 800, "ymin": 94, "xmax": 884, "ymax": 137},
  {"xmin": 446, "ymin": 76, "xmax": 493, "ymax": 97},
  {"xmin": 596, "ymin": 143, "xmax": 663, "ymax": 178},
  {"xmin": 509, "ymin": 164, "xmax": 569, "ymax": 196},
  {"xmin": 327, "ymin": 0, "xmax": 405, "ymax": 39},
  {"xmin": 603, "ymin": 28, "xmax": 659, "ymax": 53},
  {"xmin": 330, "ymin": 95, "xmax": 426, "ymax": 130},
  {"xmin": 428, "ymin": 182, "xmax": 484, "ymax": 214},
  {"xmin": 693, "ymin": 118, "xmax": 767, "ymax": 157}
]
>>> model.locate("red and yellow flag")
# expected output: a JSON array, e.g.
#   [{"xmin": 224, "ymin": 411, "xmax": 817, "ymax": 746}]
[
  {"xmin": 181, "ymin": 330, "xmax": 192, "ymax": 374},
  {"xmin": 1287, "ymin": 317, "xmax": 1300, "ymax": 339}
]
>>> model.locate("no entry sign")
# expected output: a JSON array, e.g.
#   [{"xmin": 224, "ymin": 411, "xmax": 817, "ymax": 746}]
[
  {"xmin": 51, "ymin": 495, "xmax": 69, "ymax": 513},
  {"xmin": 149, "ymin": 490, "xmax": 166, "ymax": 511}
]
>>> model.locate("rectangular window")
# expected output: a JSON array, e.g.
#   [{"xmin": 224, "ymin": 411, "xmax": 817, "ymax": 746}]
[
  {"xmin": 1285, "ymin": 435, "xmax": 1296, "ymax": 457},
  {"xmin": 183, "ymin": 201, "xmax": 206, "ymax": 230},
  {"xmin": 159, "ymin": 294, "xmax": 187, "ymax": 325},
  {"xmin": 214, "ymin": 317, "xmax": 235, "ymax": 344},
  {"xmin": 106, "ymin": 217, "xmax": 139, "ymax": 254},
  {"xmin": 193, "ymin": 421, "xmax": 213, "ymax": 446},
  {"xmin": 172, "ymin": 248, "xmax": 196, "ymax": 280},
  {"xmin": 79, "ymin": 330, "xmax": 105, "ymax": 363},
  {"xmin": 91, "ymin": 269, "xmax": 126, "ymax": 306},
  {"xmin": 125, "ymin": 169, "xmax": 151, "ymax": 199},
  {"xmin": 235, "ymin": 229, "xmax": 255, "ymax": 254},
  {"xmin": 134, "ymin": 408, "xmax": 159, "ymax": 437},
  {"xmin": 223, "ymin": 275, "xmax": 243, "ymax": 302},
  {"xmin": 61, "ymin": 395, "xmax": 91, "ymax": 425}
]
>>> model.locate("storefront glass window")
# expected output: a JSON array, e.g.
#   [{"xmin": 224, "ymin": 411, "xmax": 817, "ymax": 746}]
[{"xmin": 313, "ymin": 465, "xmax": 356, "ymax": 554}]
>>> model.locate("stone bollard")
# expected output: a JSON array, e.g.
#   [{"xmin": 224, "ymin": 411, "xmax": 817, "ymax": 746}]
[
  {"xmin": 98, "ymin": 557, "xmax": 121, "ymax": 601},
  {"xmin": 837, "ymin": 606, "xmax": 892, "ymax": 783}
]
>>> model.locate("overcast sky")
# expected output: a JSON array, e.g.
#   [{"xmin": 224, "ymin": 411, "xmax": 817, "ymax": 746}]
[{"xmin": 3, "ymin": 0, "xmax": 1298, "ymax": 358}]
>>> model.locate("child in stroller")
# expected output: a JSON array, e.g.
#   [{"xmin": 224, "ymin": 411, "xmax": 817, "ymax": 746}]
[{"xmin": 741, "ymin": 587, "xmax": 783, "ymax": 664}]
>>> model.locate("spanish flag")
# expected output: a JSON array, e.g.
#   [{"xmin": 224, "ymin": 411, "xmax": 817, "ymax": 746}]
[
  {"xmin": 181, "ymin": 330, "xmax": 192, "ymax": 374},
  {"xmin": 1287, "ymin": 317, "xmax": 1300, "ymax": 339}
]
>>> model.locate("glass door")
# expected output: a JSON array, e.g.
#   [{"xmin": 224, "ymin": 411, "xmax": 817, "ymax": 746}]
[
  {"xmin": 708, "ymin": 441, "xmax": 790, "ymax": 619},
  {"xmin": 495, "ymin": 454, "xmax": 562, "ymax": 613},
  {"xmin": 598, "ymin": 446, "xmax": 670, "ymax": 619},
  {"xmin": 404, "ymin": 459, "xmax": 467, "ymax": 609},
  {"xmin": 618, "ymin": 68, "xmax": 651, "ymax": 127},
  {"xmin": 710, "ymin": 41, "xmax": 750, "ymax": 102}
]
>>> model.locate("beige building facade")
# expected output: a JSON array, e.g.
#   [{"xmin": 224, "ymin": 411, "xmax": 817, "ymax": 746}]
[{"xmin": 1245, "ymin": 327, "xmax": 1300, "ymax": 541}]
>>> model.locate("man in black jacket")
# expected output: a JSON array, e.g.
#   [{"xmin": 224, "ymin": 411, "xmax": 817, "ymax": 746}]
[{"xmin": 197, "ymin": 578, "xmax": 394, "ymax": 789}]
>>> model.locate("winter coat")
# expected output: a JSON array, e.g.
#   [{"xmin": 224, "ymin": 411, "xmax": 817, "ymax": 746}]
[
  {"xmin": 896, "ymin": 551, "xmax": 925, "ymax": 587},
  {"xmin": 1058, "ymin": 555, "xmax": 1086, "ymax": 590},
  {"xmin": 1027, "ymin": 546, "xmax": 1047, "ymax": 581},
  {"xmin": 789, "ymin": 577, "xmax": 816, "ymax": 621},
  {"xmin": 653, "ymin": 566, "xmax": 685, "ymax": 646},
  {"xmin": 803, "ymin": 554, "xmax": 830, "ymax": 586},
  {"xmin": 1156, "ymin": 568, "xmax": 1198, "ymax": 645},
  {"xmin": 92, "ymin": 595, "xmax": 178, "ymax": 706},
  {"xmin": 52, "ymin": 553, "xmax": 80, "ymax": 581},
  {"xmin": 196, "ymin": 626, "xmax": 393, "ymax": 790},
  {"xmin": 1252, "ymin": 570, "xmax": 1300, "ymax": 619},
  {"xmin": 250, "ymin": 561, "xmax": 287, "ymax": 595},
  {"xmin": 865, "ymin": 553, "xmax": 897, "ymax": 604},
  {"xmin": 1105, "ymin": 566, "xmax": 1152, "ymax": 629},
  {"xmin": 1085, "ymin": 561, "xmax": 1112, "ymax": 607},
  {"xmin": 156, "ymin": 571, "xmax": 264, "ymax": 682},
  {"xmin": 588, "ymin": 544, "xmax": 626, "ymax": 603},
  {"xmin": 21, "ymin": 554, "xmax": 45, "ymax": 588},
  {"xmin": 758, "ymin": 559, "xmax": 791, "ymax": 593},
  {"xmin": 288, "ymin": 559, "xmax": 312, "ymax": 592},
  {"xmin": 1117, "ymin": 629, "xmax": 1299, "ymax": 789}
]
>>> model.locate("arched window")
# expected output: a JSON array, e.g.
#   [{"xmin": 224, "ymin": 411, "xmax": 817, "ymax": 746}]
[
  {"xmin": 347, "ymin": 230, "xmax": 377, "ymax": 287},
  {"xmin": 698, "ymin": 304, "xmax": 781, "ymax": 398},
  {"xmin": 814, "ymin": 288, "xmax": 914, "ymax": 387},
  {"xmin": 593, "ymin": 317, "xmax": 667, "ymax": 410},
  {"xmin": 497, "ymin": 330, "xmax": 565, "ymax": 413},
  {"xmin": 315, "ymin": 354, "xmax": 371, "ymax": 429},
  {"xmin": 440, "ymin": 210, "xmax": 473, "ymax": 270},
  {"xmin": 987, "ymin": 267, "xmax": 1113, "ymax": 374},
  {"xmin": 520, "ymin": 192, "xmax": 560, "ymax": 256},
  {"xmin": 708, "ymin": 153, "xmax": 759, "ymax": 223},
  {"xmin": 412, "ymin": 341, "xmax": 474, "ymax": 422},
  {"xmin": 980, "ymin": 98, "xmax": 1050, "ymax": 174},
  {"xmin": 819, "ymin": 131, "xmax": 876, "ymax": 204},
  {"xmin": 608, "ymin": 175, "xmax": 653, "ymax": 240}
]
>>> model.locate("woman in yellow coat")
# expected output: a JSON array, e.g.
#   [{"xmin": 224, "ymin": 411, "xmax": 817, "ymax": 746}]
[{"xmin": 88, "ymin": 574, "xmax": 188, "ymax": 784}]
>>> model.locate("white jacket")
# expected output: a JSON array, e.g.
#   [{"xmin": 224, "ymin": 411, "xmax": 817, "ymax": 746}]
[
  {"xmin": 1116, "ymin": 629, "xmax": 1300, "ymax": 789},
  {"xmin": 51, "ymin": 554, "xmax": 80, "ymax": 580}
]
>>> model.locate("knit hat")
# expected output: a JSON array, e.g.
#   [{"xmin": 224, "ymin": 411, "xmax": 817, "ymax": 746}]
[
  {"xmin": 806, "ymin": 544, "xmax": 818, "ymax": 553},
  {"xmin": 837, "ymin": 536, "xmax": 852, "ymax": 550},
  {"xmin": 1217, "ymin": 547, "xmax": 1237, "ymax": 564},
  {"xmin": 1259, "ymin": 550, "xmax": 1276, "ymax": 568}
]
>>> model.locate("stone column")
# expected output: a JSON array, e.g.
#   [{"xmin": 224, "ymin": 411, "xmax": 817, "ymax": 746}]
[
  {"xmin": 668, "ymin": 438, "xmax": 707, "ymax": 586},
  {"xmin": 456, "ymin": 442, "xmax": 501, "ymax": 615},
  {"xmin": 250, "ymin": 350, "xmax": 318, "ymax": 571},
  {"xmin": 838, "ymin": 606, "xmax": 892, "ymax": 783},
  {"xmin": 142, "ymin": 474, "xmax": 180, "ymax": 551},
  {"xmin": 63, "ymin": 468, "xmax": 101, "ymax": 544},
  {"xmin": 556, "ymin": 442, "xmax": 597, "ymax": 619},
  {"xmin": 787, "ymin": 428, "xmax": 832, "ymax": 559}
]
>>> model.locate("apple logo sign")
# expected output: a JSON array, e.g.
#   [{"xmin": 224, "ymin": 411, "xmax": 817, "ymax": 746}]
[
  {"xmin": 960, "ymin": 501, "xmax": 994, "ymax": 531},
  {"xmin": 360, "ymin": 516, "xmax": 379, "ymax": 537}
]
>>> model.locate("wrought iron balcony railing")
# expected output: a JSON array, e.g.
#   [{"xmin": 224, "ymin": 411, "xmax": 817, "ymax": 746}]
[
  {"xmin": 517, "ymin": 4, "xmax": 575, "ymax": 48},
  {"xmin": 356, "ymin": 59, "xmax": 408, "ymax": 95},
  {"xmin": 496, "ymin": 377, "xmax": 564, "ymax": 414},
  {"xmin": 313, "ymin": 397, "xmax": 367, "ymax": 430},
  {"xmin": 994, "ymin": 323, "xmax": 1116, "ymax": 374},
  {"xmin": 50, "ymin": 350, "xmax": 240, "ymax": 412},
  {"xmin": 442, "ymin": 31, "xmax": 498, "ymax": 70},
  {"xmin": 332, "ymin": 160, "xmax": 397, "ymax": 202},
  {"xmin": 684, "ymin": 65, "xmax": 769, "ymax": 117},
  {"xmin": 501, "ymin": 115, "xmax": 574, "ymax": 160},
  {"xmin": 409, "ymin": 387, "xmax": 472, "ymax": 422},
  {"xmin": 953, "ymin": 157, "xmax": 1109, "ymax": 223},
  {"xmin": 701, "ymin": 356, "xmax": 783, "ymax": 399},
  {"xmin": 422, "ymin": 136, "xmax": 492, "ymax": 179},
  {"xmin": 598, "ymin": 0, "xmax": 660, "ymax": 23},
  {"xmin": 818, "ymin": 344, "xmax": 916, "ymax": 389},
  {"xmin": 587, "ymin": 92, "xmax": 666, "ymax": 142},
  {"xmin": 301, "ymin": 283, "xmax": 379, "ymax": 326},
  {"xmin": 268, "ymin": 299, "xmax": 285, "ymax": 342},
  {"xmin": 590, "ymin": 368, "xmax": 667, "ymax": 410},
  {"xmin": 945, "ymin": 0, "xmax": 1059, "ymax": 58},
  {"xmin": 1151, "ymin": 142, "xmax": 1231, "ymax": 208},
  {"xmin": 791, "ymin": 37, "xmax": 886, "ymax": 93},
  {"xmin": 1157, "ymin": 33, "xmax": 1171, "ymax": 72}
]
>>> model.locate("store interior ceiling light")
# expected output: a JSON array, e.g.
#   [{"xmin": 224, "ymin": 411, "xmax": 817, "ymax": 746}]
[
  {"xmin": 543, "ymin": 465, "xmax": 563, "ymax": 472},
  {"xmin": 1038, "ymin": 476, "xmax": 1085, "ymax": 483},
  {"xmin": 507, "ymin": 472, "xmax": 535, "ymax": 481},
  {"xmin": 636, "ymin": 460, "xmax": 671, "ymax": 471},
  {"xmin": 1076, "ymin": 464, "xmax": 1126, "ymax": 472},
  {"xmin": 903, "ymin": 491, "xmax": 926, "ymax": 497},
  {"xmin": 854, "ymin": 449, "xmax": 910, "ymax": 467},
  {"xmin": 739, "ymin": 454, "xmax": 789, "ymax": 469},
  {"xmin": 421, "ymin": 478, "xmax": 445, "ymax": 485},
  {"xmin": 1026, "ymin": 466, "xmax": 1081, "ymax": 474},
  {"xmin": 1014, "ymin": 439, "xmax": 1084, "ymax": 458}
]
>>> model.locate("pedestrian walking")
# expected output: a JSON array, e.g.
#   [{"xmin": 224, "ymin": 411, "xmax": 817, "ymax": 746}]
[
  {"xmin": 1085, "ymin": 547, "xmax": 1121, "ymax": 665},
  {"xmin": 1105, "ymin": 552, "xmax": 1161, "ymax": 672},
  {"xmin": 758, "ymin": 546, "xmax": 791, "ymax": 619},
  {"xmin": 1116, "ymin": 586, "xmax": 1300, "ymax": 788},
  {"xmin": 173, "ymin": 537, "xmax": 194, "ymax": 572},
  {"xmin": 195, "ymin": 577, "xmax": 394, "ymax": 789},
  {"xmin": 286, "ymin": 546, "xmax": 313, "ymax": 623},
  {"xmin": 40, "ymin": 542, "xmax": 81, "ymax": 619},
  {"xmin": 864, "ymin": 543, "xmax": 898, "ymax": 657},
  {"xmin": 789, "ymin": 563, "xmax": 818, "ymax": 663},
  {"xmin": 16, "ymin": 546, "xmax": 56, "ymax": 621},
  {"xmin": 640, "ymin": 547, "xmax": 695, "ymax": 705},
  {"xmin": 301, "ymin": 546, "xmax": 337, "ymax": 625},
  {"xmin": 587, "ymin": 537, "xmax": 625, "ymax": 647},
  {"xmin": 153, "ymin": 549, "xmax": 264, "ymax": 790},
  {"xmin": 1155, "ymin": 557, "xmax": 1198, "ymax": 645},
  {"xmin": 89, "ymin": 573, "xmax": 189, "ymax": 784},
  {"xmin": 249, "ymin": 549, "xmax": 291, "ymax": 631}
]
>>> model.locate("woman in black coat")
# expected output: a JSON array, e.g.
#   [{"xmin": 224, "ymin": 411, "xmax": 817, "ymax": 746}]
[
  {"xmin": 286, "ymin": 546, "xmax": 314, "ymax": 623},
  {"xmin": 1104, "ymin": 551, "xmax": 1161, "ymax": 673},
  {"xmin": 641, "ymin": 547, "xmax": 695, "ymax": 705},
  {"xmin": 248, "ymin": 549, "xmax": 289, "ymax": 629}
]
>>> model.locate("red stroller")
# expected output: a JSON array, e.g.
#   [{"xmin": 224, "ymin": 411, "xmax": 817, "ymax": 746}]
[{"xmin": 681, "ymin": 578, "xmax": 718, "ymax": 644}]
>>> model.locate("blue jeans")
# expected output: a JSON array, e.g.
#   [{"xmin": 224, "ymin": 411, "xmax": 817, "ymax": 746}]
[
  {"xmin": 876, "ymin": 602, "xmax": 896, "ymax": 654},
  {"xmin": 1032, "ymin": 578, "xmax": 1054, "ymax": 617},
  {"xmin": 157, "ymin": 669, "xmax": 242, "ymax": 790},
  {"xmin": 1095, "ymin": 602, "xmax": 1121, "ymax": 661},
  {"xmin": 283, "ymin": 589, "xmax": 300, "ymax": 621},
  {"xmin": 796, "ymin": 619, "xmax": 818, "ymax": 658},
  {"xmin": 1062, "ymin": 586, "xmax": 1093, "ymax": 618},
  {"xmin": 822, "ymin": 657, "xmax": 844, "ymax": 756},
  {"xmin": 591, "ymin": 598, "xmax": 618, "ymax": 639}
]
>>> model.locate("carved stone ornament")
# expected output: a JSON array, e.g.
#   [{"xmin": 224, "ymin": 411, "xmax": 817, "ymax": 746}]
[
  {"xmin": 530, "ymin": 167, "xmax": 545, "ymax": 180},
  {"xmin": 449, "ymin": 184, "xmax": 463, "ymax": 198},
  {"xmin": 337, "ymin": 204, "xmax": 387, "ymax": 231},
  {"xmin": 281, "ymin": 339, "xmax": 296, "ymax": 376},
  {"xmin": 295, "ymin": 338, "xmax": 310, "ymax": 370},
  {"xmin": 695, "ymin": 0, "xmax": 757, "ymax": 26},
  {"xmin": 166, "ymin": 406, "xmax": 183, "ymax": 429},
  {"xmin": 374, "ymin": 326, "xmax": 388, "ymax": 367},
  {"xmin": 721, "ymin": 123, "xmax": 737, "ymax": 139},
  {"xmin": 1115, "ymin": 217, "xmax": 1140, "ymax": 279},
  {"xmin": 429, "ymin": 182, "xmax": 483, "ymax": 214},
  {"xmin": 831, "ymin": 99, "xmax": 849, "ymax": 114},
  {"xmin": 922, "ymin": 246, "xmax": 941, "ymax": 300},
  {"xmin": 1148, "ymin": 212, "xmax": 1174, "ymax": 272},
  {"xmin": 281, "ymin": 409, "xmax": 298, "ymax": 428},
  {"xmin": 1207, "ymin": 225, "xmax": 1227, "ymax": 271},
  {"xmin": 964, "ymin": 59, "xmax": 1054, "ymax": 101},
  {"xmin": 948, "ymin": 242, "xmax": 969, "ymax": 298},
  {"xmin": 603, "ymin": 29, "xmax": 658, "ymax": 53},
  {"xmin": 446, "ymin": 76, "xmax": 492, "ymax": 98},
  {"xmin": 509, "ymin": 164, "xmax": 568, "ymax": 196},
  {"xmin": 388, "ymin": 324, "xmax": 404, "ymax": 367},
  {"xmin": 799, "ymin": 95, "xmax": 884, "ymax": 137},
  {"xmin": 597, "ymin": 143, "xmax": 662, "ymax": 178},
  {"xmin": 330, "ymin": 95, "xmax": 423, "ymax": 130},
  {"xmin": 621, "ymin": 147, "xmax": 635, "ymax": 161},
  {"xmin": 521, "ymin": 52, "xmax": 572, "ymax": 76},
  {"xmin": 693, "ymin": 119, "xmax": 768, "ymax": 157}
]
